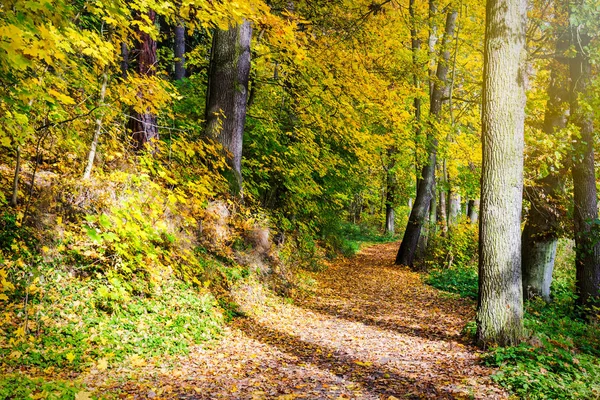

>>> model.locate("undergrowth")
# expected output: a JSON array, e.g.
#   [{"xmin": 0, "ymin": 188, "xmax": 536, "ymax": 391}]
[
  {"xmin": 337, "ymin": 222, "xmax": 398, "ymax": 256},
  {"xmin": 425, "ymin": 236, "xmax": 600, "ymax": 399}
]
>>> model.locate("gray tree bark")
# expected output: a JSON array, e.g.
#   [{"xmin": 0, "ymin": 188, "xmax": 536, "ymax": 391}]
[
  {"xmin": 384, "ymin": 152, "xmax": 398, "ymax": 235},
  {"xmin": 522, "ymin": 33, "xmax": 569, "ymax": 302},
  {"xmin": 205, "ymin": 20, "xmax": 252, "ymax": 195},
  {"xmin": 174, "ymin": 22, "xmax": 186, "ymax": 80},
  {"xmin": 448, "ymin": 190, "xmax": 461, "ymax": 227},
  {"xmin": 467, "ymin": 199, "xmax": 479, "ymax": 224},
  {"xmin": 568, "ymin": 19, "xmax": 600, "ymax": 307},
  {"xmin": 476, "ymin": 0, "xmax": 527, "ymax": 347},
  {"xmin": 83, "ymin": 71, "xmax": 109, "ymax": 180},
  {"xmin": 396, "ymin": 9, "xmax": 457, "ymax": 267}
]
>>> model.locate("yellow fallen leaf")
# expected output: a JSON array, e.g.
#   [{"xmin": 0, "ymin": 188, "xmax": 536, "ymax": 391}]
[
  {"xmin": 66, "ymin": 352, "xmax": 76, "ymax": 362},
  {"xmin": 97, "ymin": 358, "xmax": 108, "ymax": 370},
  {"xmin": 75, "ymin": 391, "xmax": 92, "ymax": 400},
  {"xmin": 353, "ymin": 360, "xmax": 372, "ymax": 367},
  {"xmin": 128, "ymin": 354, "xmax": 146, "ymax": 367}
]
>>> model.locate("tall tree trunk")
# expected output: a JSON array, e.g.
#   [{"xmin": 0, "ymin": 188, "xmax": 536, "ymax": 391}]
[
  {"xmin": 467, "ymin": 199, "xmax": 479, "ymax": 224},
  {"xmin": 521, "ymin": 33, "xmax": 569, "ymax": 302},
  {"xmin": 569, "ymin": 19, "xmax": 600, "ymax": 307},
  {"xmin": 174, "ymin": 22, "xmax": 186, "ymax": 80},
  {"xmin": 385, "ymin": 205, "xmax": 395, "ymax": 235},
  {"xmin": 11, "ymin": 145, "xmax": 21, "ymax": 207},
  {"xmin": 521, "ymin": 178, "xmax": 560, "ymax": 301},
  {"xmin": 384, "ymin": 152, "xmax": 397, "ymax": 235},
  {"xmin": 83, "ymin": 71, "xmax": 109, "ymax": 180},
  {"xmin": 396, "ymin": 10, "xmax": 457, "ymax": 267},
  {"xmin": 438, "ymin": 163, "xmax": 448, "ymax": 233},
  {"xmin": 476, "ymin": 0, "xmax": 527, "ymax": 347},
  {"xmin": 205, "ymin": 20, "xmax": 252, "ymax": 195},
  {"xmin": 448, "ymin": 190, "xmax": 461, "ymax": 227},
  {"xmin": 409, "ymin": 0, "xmax": 423, "ymax": 190},
  {"xmin": 429, "ymin": 182, "xmax": 438, "ymax": 236},
  {"xmin": 120, "ymin": 42, "xmax": 129, "ymax": 78},
  {"xmin": 132, "ymin": 10, "xmax": 158, "ymax": 151}
]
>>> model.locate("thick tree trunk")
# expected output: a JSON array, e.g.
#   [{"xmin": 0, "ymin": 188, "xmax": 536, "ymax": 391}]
[
  {"xmin": 467, "ymin": 199, "xmax": 479, "ymax": 224},
  {"xmin": 132, "ymin": 10, "xmax": 158, "ymax": 151},
  {"xmin": 522, "ymin": 206, "xmax": 558, "ymax": 301},
  {"xmin": 476, "ymin": 0, "xmax": 527, "ymax": 347},
  {"xmin": 522, "ymin": 34, "xmax": 569, "ymax": 302},
  {"xmin": 174, "ymin": 22, "xmax": 186, "ymax": 80},
  {"xmin": 205, "ymin": 20, "xmax": 252, "ymax": 195},
  {"xmin": 569, "ymin": 23, "xmax": 600, "ymax": 307},
  {"xmin": 396, "ymin": 10, "xmax": 457, "ymax": 267}
]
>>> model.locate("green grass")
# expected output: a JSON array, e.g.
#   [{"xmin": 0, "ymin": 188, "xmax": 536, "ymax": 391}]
[
  {"xmin": 0, "ymin": 375, "xmax": 83, "ymax": 400},
  {"xmin": 425, "ymin": 265, "xmax": 478, "ymax": 299},
  {"xmin": 338, "ymin": 222, "xmax": 398, "ymax": 256},
  {"xmin": 0, "ymin": 260, "xmax": 223, "ymax": 398}
]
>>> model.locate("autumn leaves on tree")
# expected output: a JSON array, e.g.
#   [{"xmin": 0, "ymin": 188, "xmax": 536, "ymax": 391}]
[{"xmin": 1, "ymin": 0, "xmax": 600, "ymax": 354}]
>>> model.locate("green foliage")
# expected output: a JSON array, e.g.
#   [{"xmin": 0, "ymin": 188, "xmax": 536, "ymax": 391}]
[
  {"xmin": 483, "ymin": 241, "xmax": 600, "ymax": 399},
  {"xmin": 336, "ymin": 222, "xmax": 398, "ymax": 257},
  {"xmin": 425, "ymin": 265, "xmax": 478, "ymax": 299},
  {"xmin": 0, "ymin": 375, "xmax": 82, "ymax": 400},
  {"xmin": 0, "ymin": 262, "xmax": 223, "ymax": 373},
  {"xmin": 427, "ymin": 222, "xmax": 479, "ymax": 270},
  {"xmin": 424, "ymin": 222, "xmax": 479, "ymax": 299}
]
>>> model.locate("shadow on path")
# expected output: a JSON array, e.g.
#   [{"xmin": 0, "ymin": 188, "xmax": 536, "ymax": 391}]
[{"xmin": 233, "ymin": 316, "xmax": 458, "ymax": 399}]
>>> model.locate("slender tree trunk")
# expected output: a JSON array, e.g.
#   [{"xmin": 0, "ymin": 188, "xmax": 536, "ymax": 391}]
[
  {"xmin": 522, "ymin": 33, "xmax": 569, "ymax": 302},
  {"xmin": 205, "ymin": 20, "xmax": 252, "ymax": 195},
  {"xmin": 132, "ymin": 10, "xmax": 158, "ymax": 151},
  {"xmin": 120, "ymin": 42, "xmax": 129, "ymax": 78},
  {"xmin": 429, "ymin": 181, "xmax": 438, "ymax": 236},
  {"xmin": 448, "ymin": 190, "xmax": 461, "ymax": 227},
  {"xmin": 569, "ymin": 20, "xmax": 600, "ymax": 307},
  {"xmin": 427, "ymin": 0, "xmax": 438, "ymax": 96},
  {"xmin": 384, "ymin": 152, "xmax": 398, "ymax": 235},
  {"xmin": 476, "ymin": 0, "xmax": 527, "ymax": 347},
  {"xmin": 438, "ymin": 163, "xmax": 448, "ymax": 233},
  {"xmin": 11, "ymin": 145, "xmax": 21, "ymax": 207},
  {"xmin": 396, "ymin": 10, "xmax": 457, "ymax": 267},
  {"xmin": 83, "ymin": 71, "xmax": 109, "ymax": 180},
  {"xmin": 174, "ymin": 22, "xmax": 186, "ymax": 80},
  {"xmin": 385, "ymin": 206, "xmax": 395, "ymax": 235},
  {"xmin": 409, "ymin": 0, "xmax": 423, "ymax": 191}
]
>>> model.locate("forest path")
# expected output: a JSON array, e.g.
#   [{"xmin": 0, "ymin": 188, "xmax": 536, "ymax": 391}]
[{"xmin": 94, "ymin": 242, "xmax": 507, "ymax": 399}]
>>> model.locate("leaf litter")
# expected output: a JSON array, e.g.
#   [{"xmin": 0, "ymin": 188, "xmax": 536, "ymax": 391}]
[{"xmin": 84, "ymin": 242, "xmax": 507, "ymax": 399}]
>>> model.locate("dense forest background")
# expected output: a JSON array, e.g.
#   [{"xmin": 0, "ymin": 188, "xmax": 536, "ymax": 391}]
[{"xmin": 1, "ymin": 0, "xmax": 600, "ymax": 398}]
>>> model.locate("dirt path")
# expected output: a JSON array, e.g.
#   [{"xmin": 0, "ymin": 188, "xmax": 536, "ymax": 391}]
[{"xmin": 90, "ymin": 242, "xmax": 507, "ymax": 399}]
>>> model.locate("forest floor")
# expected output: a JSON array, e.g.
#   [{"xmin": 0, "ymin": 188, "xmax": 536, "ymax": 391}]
[{"xmin": 86, "ymin": 242, "xmax": 508, "ymax": 399}]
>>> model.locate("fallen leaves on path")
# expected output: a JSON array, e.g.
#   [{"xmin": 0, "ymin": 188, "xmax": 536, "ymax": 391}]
[{"xmin": 85, "ymin": 242, "xmax": 507, "ymax": 399}]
